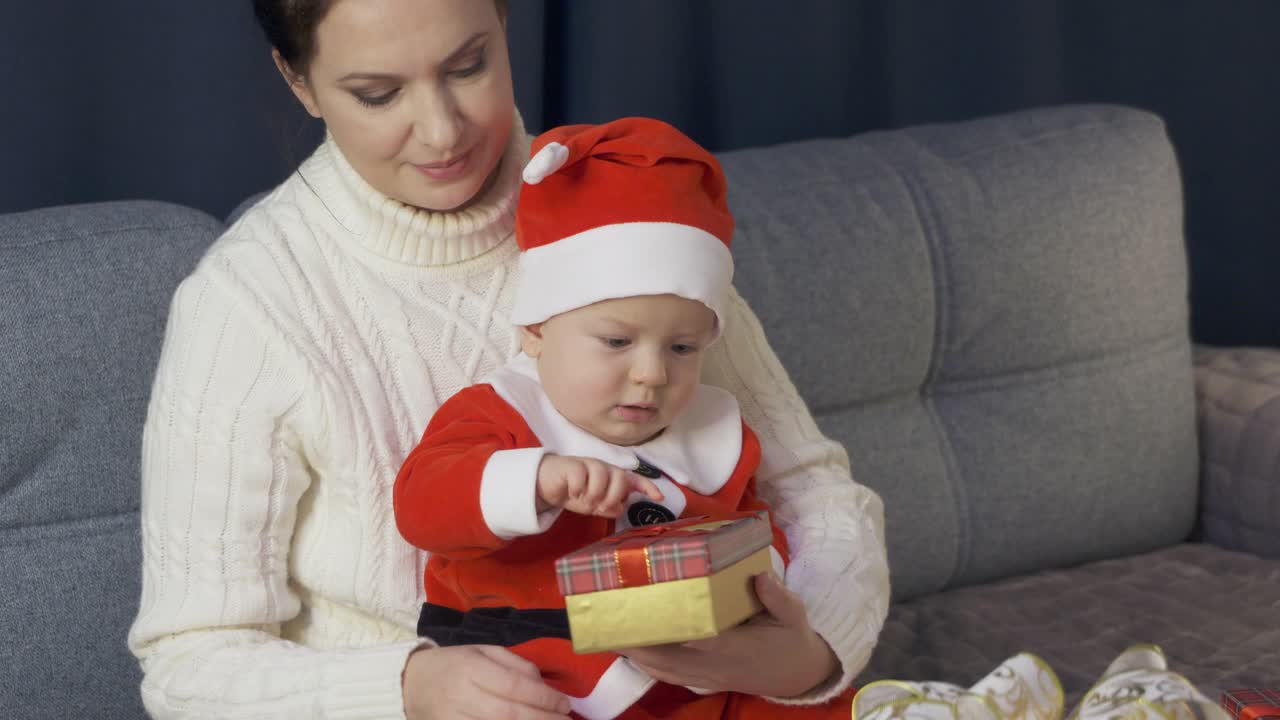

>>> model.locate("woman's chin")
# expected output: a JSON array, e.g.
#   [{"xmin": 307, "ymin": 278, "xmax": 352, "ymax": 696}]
[{"xmin": 398, "ymin": 184, "xmax": 480, "ymax": 213}]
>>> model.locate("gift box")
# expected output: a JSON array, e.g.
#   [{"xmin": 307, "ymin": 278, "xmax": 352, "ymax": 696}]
[
  {"xmin": 555, "ymin": 511, "xmax": 774, "ymax": 653},
  {"xmin": 1222, "ymin": 689, "xmax": 1280, "ymax": 720}
]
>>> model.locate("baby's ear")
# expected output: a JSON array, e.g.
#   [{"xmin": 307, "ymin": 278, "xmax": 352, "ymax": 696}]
[{"xmin": 519, "ymin": 324, "xmax": 545, "ymax": 357}]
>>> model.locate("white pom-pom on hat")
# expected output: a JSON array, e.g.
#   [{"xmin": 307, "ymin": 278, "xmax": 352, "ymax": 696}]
[{"xmin": 522, "ymin": 142, "xmax": 570, "ymax": 185}]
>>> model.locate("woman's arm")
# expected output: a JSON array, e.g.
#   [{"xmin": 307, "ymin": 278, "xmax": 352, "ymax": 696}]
[
  {"xmin": 128, "ymin": 267, "xmax": 423, "ymax": 718},
  {"xmin": 130, "ymin": 260, "xmax": 571, "ymax": 719},
  {"xmin": 700, "ymin": 286, "xmax": 891, "ymax": 703}
]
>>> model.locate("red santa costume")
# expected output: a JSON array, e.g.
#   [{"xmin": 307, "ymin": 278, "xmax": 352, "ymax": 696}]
[{"xmin": 394, "ymin": 118, "xmax": 851, "ymax": 720}]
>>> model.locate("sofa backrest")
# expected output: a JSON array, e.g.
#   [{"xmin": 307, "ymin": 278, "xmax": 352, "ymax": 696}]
[
  {"xmin": 721, "ymin": 105, "xmax": 1199, "ymax": 600},
  {"xmin": 0, "ymin": 201, "xmax": 222, "ymax": 718}
]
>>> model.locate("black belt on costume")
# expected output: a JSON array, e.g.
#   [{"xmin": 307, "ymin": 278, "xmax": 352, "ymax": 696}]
[{"xmin": 417, "ymin": 603, "xmax": 572, "ymax": 647}]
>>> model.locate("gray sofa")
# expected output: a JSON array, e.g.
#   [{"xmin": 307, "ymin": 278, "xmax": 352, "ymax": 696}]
[{"xmin": 3, "ymin": 104, "xmax": 1277, "ymax": 719}]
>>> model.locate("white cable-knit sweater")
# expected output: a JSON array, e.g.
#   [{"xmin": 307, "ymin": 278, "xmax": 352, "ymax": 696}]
[{"xmin": 128, "ymin": 118, "xmax": 890, "ymax": 719}]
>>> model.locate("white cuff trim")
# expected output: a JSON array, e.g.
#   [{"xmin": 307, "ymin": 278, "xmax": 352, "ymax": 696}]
[
  {"xmin": 479, "ymin": 447, "xmax": 560, "ymax": 539},
  {"xmin": 568, "ymin": 657, "xmax": 656, "ymax": 720},
  {"xmin": 686, "ymin": 685, "xmax": 717, "ymax": 696}
]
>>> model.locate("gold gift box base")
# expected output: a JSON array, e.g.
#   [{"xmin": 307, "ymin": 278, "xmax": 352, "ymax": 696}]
[{"xmin": 565, "ymin": 547, "xmax": 772, "ymax": 654}]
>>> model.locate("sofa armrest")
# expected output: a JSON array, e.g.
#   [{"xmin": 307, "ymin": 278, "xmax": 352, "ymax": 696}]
[{"xmin": 1193, "ymin": 345, "xmax": 1280, "ymax": 557}]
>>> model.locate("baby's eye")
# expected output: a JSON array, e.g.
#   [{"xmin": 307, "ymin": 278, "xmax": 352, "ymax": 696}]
[
  {"xmin": 601, "ymin": 337, "xmax": 630, "ymax": 349},
  {"xmin": 671, "ymin": 343, "xmax": 698, "ymax": 355}
]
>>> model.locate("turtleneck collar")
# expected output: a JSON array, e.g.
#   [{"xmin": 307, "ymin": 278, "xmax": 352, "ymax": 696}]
[{"xmin": 296, "ymin": 110, "xmax": 530, "ymax": 267}]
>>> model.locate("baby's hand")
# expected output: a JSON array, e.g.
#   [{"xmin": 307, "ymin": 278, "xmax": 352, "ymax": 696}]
[{"xmin": 536, "ymin": 455, "xmax": 664, "ymax": 517}]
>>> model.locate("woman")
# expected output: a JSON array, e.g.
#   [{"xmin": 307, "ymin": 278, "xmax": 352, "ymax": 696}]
[{"xmin": 127, "ymin": 1, "xmax": 889, "ymax": 717}]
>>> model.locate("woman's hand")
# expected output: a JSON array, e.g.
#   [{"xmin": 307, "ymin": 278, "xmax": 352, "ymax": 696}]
[
  {"xmin": 621, "ymin": 572, "xmax": 840, "ymax": 698},
  {"xmin": 402, "ymin": 644, "xmax": 572, "ymax": 719}
]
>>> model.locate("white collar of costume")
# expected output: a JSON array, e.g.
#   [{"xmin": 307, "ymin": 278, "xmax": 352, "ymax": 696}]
[{"xmin": 484, "ymin": 353, "xmax": 743, "ymax": 498}]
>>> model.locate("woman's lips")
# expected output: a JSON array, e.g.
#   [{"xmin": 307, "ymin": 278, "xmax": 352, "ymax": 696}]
[{"xmin": 414, "ymin": 151, "xmax": 471, "ymax": 181}]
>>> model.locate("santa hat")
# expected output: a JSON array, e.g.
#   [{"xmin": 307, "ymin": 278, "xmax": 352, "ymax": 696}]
[{"xmin": 510, "ymin": 117, "xmax": 734, "ymax": 335}]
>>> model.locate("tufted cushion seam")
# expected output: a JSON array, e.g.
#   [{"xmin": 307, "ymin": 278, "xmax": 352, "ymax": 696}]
[
  {"xmin": 0, "ymin": 221, "xmax": 219, "ymax": 253},
  {"xmin": 932, "ymin": 332, "xmax": 1187, "ymax": 396},
  {"xmin": 0, "ymin": 510, "xmax": 138, "ymax": 546}
]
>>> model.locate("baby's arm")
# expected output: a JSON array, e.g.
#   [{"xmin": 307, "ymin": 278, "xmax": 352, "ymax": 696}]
[
  {"xmin": 395, "ymin": 386, "xmax": 665, "ymax": 556},
  {"xmin": 536, "ymin": 455, "xmax": 662, "ymax": 517},
  {"xmin": 394, "ymin": 385, "xmax": 557, "ymax": 557}
]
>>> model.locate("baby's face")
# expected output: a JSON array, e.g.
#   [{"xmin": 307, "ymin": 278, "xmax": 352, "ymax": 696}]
[{"xmin": 521, "ymin": 295, "xmax": 718, "ymax": 446}]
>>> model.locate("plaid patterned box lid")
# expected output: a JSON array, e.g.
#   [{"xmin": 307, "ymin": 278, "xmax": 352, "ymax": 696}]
[
  {"xmin": 1222, "ymin": 689, "xmax": 1280, "ymax": 720},
  {"xmin": 555, "ymin": 511, "xmax": 772, "ymax": 596}
]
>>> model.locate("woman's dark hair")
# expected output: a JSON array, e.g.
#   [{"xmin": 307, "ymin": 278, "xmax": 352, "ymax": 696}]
[
  {"xmin": 253, "ymin": 0, "xmax": 510, "ymax": 79},
  {"xmin": 251, "ymin": 0, "xmax": 332, "ymax": 78}
]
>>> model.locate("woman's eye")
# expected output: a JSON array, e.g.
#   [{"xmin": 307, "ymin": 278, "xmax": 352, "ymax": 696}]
[
  {"xmin": 601, "ymin": 337, "xmax": 630, "ymax": 349},
  {"xmin": 353, "ymin": 90, "xmax": 398, "ymax": 108},
  {"xmin": 451, "ymin": 60, "xmax": 486, "ymax": 79}
]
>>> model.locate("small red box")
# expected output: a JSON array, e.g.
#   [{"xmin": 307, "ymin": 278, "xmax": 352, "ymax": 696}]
[
  {"xmin": 1221, "ymin": 689, "xmax": 1280, "ymax": 720},
  {"xmin": 555, "ymin": 511, "xmax": 771, "ymax": 596}
]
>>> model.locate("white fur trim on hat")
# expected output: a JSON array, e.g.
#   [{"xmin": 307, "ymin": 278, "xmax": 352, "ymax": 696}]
[
  {"xmin": 510, "ymin": 222, "xmax": 734, "ymax": 334},
  {"xmin": 522, "ymin": 142, "xmax": 570, "ymax": 185}
]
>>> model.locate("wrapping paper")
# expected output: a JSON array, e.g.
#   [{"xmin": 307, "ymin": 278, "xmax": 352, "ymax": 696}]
[
  {"xmin": 1222, "ymin": 689, "xmax": 1280, "ymax": 720},
  {"xmin": 555, "ymin": 512, "xmax": 774, "ymax": 653}
]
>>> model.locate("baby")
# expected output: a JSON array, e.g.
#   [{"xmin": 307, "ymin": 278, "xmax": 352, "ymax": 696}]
[{"xmin": 394, "ymin": 117, "xmax": 788, "ymax": 720}]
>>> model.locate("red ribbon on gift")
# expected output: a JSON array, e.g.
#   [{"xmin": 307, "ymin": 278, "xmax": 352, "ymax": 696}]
[
  {"xmin": 1222, "ymin": 689, "xmax": 1280, "ymax": 720},
  {"xmin": 601, "ymin": 512, "xmax": 761, "ymax": 588}
]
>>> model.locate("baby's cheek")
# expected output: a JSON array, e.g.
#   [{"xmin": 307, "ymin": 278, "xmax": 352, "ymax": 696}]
[
  {"xmin": 664, "ymin": 383, "xmax": 699, "ymax": 418},
  {"xmin": 566, "ymin": 373, "xmax": 619, "ymax": 412}
]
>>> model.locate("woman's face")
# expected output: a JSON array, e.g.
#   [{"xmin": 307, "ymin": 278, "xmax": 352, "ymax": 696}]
[{"xmin": 284, "ymin": 0, "xmax": 514, "ymax": 212}]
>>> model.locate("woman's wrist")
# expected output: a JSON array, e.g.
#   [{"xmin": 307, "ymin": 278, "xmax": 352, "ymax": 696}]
[
  {"xmin": 802, "ymin": 639, "xmax": 841, "ymax": 696},
  {"xmin": 401, "ymin": 642, "xmax": 436, "ymax": 717}
]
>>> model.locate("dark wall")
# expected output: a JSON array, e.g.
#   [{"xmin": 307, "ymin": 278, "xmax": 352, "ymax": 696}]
[
  {"xmin": 3, "ymin": 1, "xmax": 1277, "ymax": 347},
  {"xmin": 3, "ymin": 3, "xmax": 292, "ymax": 222}
]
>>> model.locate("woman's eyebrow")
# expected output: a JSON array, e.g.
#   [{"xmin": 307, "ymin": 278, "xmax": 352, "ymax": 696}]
[
  {"xmin": 338, "ymin": 71, "xmax": 401, "ymax": 82},
  {"xmin": 442, "ymin": 32, "xmax": 489, "ymax": 64},
  {"xmin": 338, "ymin": 32, "xmax": 489, "ymax": 83}
]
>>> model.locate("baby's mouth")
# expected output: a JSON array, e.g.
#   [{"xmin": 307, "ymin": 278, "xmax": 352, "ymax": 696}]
[{"xmin": 614, "ymin": 404, "xmax": 658, "ymax": 422}]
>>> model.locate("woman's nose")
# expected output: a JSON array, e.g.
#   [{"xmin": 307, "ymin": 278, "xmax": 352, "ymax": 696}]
[{"xmin": 412, "ymin": 88, "xmax": 464, "ymax": 152}]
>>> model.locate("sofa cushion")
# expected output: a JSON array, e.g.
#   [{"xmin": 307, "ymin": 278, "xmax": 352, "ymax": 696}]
[
  {"xmin": 1194, "ymin": 346, "xmax": 1280, "ymax": 558},
  {"xmin": 0, "ymin": 201, "xmax": 223, "ymax": 719},
  {"xmin": 2, "ymin": 515, "xmax": 145, "ymax": 717},
  {"xmin": 721, "ymin": 105, "xmax": 1198, "ymax": 599},
  {"xmin": 861, "ymin": 542, "xmax": 1280, "ymax": 710}
]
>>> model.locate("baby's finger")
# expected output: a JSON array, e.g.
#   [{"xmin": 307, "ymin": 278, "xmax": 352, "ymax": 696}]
[
  {"xmin": 597, "ymin": 469, "xmax": 634, "ymax": 511},
  {"xmin": 583, "ymin": 460, "xmax": 610, "ymax": 506},
  {"xmin": 631, "ymin": 474, "xmax": 664, "ymax": 501},
  {"xmin": 562, "ymin": 463, "xmax": 588, "ymax": 501},
  {"xmin": 592, "ymin": 502, "xmax": 625, "ymax": 519}
]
